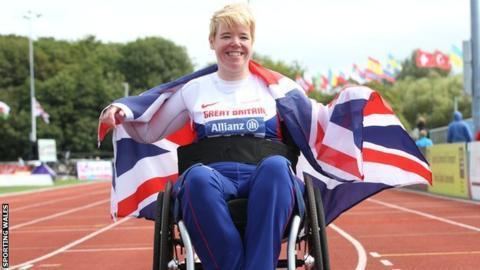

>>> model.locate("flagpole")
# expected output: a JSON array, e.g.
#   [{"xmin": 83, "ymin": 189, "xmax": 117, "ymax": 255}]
[{"xmin": 23, "ymin": 11, "xmax": 41, "ymax": 158}]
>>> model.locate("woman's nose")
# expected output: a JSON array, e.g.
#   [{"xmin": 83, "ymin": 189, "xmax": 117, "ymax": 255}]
[{"xmin": 230, "ymin": 36, "xmax": 241, "ymax": 46}]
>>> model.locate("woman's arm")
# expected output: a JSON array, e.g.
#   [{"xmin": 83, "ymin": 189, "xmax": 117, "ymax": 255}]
[{"xmin": 101, "ymin": 90, "xmax": 189, "ymax": 143}]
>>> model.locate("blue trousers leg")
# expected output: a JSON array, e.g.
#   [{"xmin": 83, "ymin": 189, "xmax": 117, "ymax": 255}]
[
  {"xmin": 176, "ymin": 164, "xmax": 244, "ymax": 270},
  {"xmin": 243, "ymin": 156, "xmax": 299, "ymax": 270}
]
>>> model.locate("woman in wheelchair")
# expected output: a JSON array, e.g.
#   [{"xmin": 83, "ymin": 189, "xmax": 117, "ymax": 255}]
[{"xmin": 100, "ymin": 3, "xmax": 307, "ymax": 269}]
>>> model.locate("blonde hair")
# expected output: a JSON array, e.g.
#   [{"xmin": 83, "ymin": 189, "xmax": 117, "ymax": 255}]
[{"xmin": 209, "ymin": 3, "xmax": 256, "ymax": 42}]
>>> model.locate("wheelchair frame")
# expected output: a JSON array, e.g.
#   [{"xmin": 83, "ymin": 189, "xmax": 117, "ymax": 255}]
[{"xmin": 152, "ymin": 175, "xmax": 330, "ymax": 270}]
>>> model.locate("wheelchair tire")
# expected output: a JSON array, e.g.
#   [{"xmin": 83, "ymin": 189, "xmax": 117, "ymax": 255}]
[
  {"xmin": 314, "ymin": 181, "xmax": 330, "ymax": 270},
  {"xmin": 152, "ymin": 181, "xmax": 173, "ymax": 270},
  {"xmin": 305, "ymin": 176, "xmax": 324, "ymax": 270},
  {"xmin": 159, "ymin": 181, "xmax": 173, "ymax": 270},
  {"xmin": 152, "ymin": 191, "xmax": 164, "ymax": 270}
]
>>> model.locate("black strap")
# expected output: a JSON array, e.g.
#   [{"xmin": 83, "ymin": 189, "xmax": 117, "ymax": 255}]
[{"xmin": 177, "ymin": 136, "xmax": 299, "ymax": 174}]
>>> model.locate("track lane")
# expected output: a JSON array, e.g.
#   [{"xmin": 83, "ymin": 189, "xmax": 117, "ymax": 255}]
[
  {"xmin": 7, "ymin": 182, "xmax": 480, "ymax": 269},
  {"xmin": 333, "ymin": 189, "xmax": 480, "ymax": 270}
]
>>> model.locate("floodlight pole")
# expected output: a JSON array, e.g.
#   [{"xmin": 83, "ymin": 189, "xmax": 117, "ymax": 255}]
[{"xmin": 23, "ymin": 11, "xmax": 41, "ymax": 158}]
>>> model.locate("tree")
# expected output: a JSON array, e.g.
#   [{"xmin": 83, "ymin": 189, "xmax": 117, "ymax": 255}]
[
  {"xmin": 0, "ymin": 34, "xmax": 195, "ymax": 161},
  {"xmin": 118, "ymin": 37, "xmax": 193, "ymax": 94},
  {"xmin": 391, "ymin": 74, "xmax": 469, "ymax": 129},
  {"xmin": 253, "ymin": 53, "xmax": 304, "ymax": 80}
]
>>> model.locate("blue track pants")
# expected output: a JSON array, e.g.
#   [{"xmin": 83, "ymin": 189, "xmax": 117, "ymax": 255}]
[{"xmin": 174, "ymin": 155, "xmax": 304, "ymax": 270}]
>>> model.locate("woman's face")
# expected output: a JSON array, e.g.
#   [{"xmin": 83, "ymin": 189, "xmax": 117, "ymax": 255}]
[{"xmin": 209, "ymin": 22, "xmax": 253, "ymax": 80}]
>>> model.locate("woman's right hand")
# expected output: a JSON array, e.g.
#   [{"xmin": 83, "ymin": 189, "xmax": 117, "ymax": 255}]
[{"xmin": 99, "ymin": 105, "xmax": 125, "ymax": 126}]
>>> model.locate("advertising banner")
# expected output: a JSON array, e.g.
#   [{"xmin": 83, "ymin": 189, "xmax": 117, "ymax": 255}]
[
  {"xmin": 427, "ymin": 143, "xmax": 470, "ymax": 199},
  {"xmin": 76, "ymin": 160, "xmax": 113, "ymax": 181},
  {"xmin": 37, "ymin": 139, "xmax": 57, "ymax": 162}
]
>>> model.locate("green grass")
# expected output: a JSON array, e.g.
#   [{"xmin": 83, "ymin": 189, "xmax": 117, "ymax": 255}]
[{"xmin": 0, "ymin": 178, "xmax": 85, "ymax": 194}]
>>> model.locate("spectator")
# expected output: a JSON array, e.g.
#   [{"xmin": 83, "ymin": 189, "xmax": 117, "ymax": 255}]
[
  {"xmin": 447, "ymin": 111, "xmax": 473, "ymax": 143},
  {"xmin": 411, "ymin": 116, "xmax": 427, "ymax": 140},
  {"xmin": 415, "ymin": 129, "xmax": 433, "ymax": 147}
]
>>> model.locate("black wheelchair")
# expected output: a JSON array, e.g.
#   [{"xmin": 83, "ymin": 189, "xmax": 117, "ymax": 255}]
[{"xmin": 152, "ymin": 173, "xmax": 330, "ymax": 270}]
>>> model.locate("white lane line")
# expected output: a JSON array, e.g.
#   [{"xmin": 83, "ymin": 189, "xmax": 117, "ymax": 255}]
[
  {"xmin": 369, "ymin": 252, "xmax": 381, "ymax": 258},
  {"xmin": 381, "ymin": 250, "xmax": 480, "ymax": 257},
  {"xmin": 368, "ymin": 198, "xmax": 480, "ymax": 232},
  {"xmin": 10, "ymin": 217, "xmax": 131, "ymax": 270},
  {"xmin": 15, "ymin": 225, "xmax": 151, "ymax": 234},
  {"xmin": 330, "ymin": 224, "xmax": 367, "ymax": 270},
  {"xmin": 11, "ymin": 199, "xmax": 109, "ymax": 230},
  {"xmin": 38, "ymin": 264, "xmax": 62, "ymax": 268},
  {"xmin": 10, "ymin": 190, "xmax": 108, "ymax": 212},
  {"xmin": 65, "ymin": 247, "xmax": 151, "ymax": 252},
  {"xmin": 0, "ymin": 181, "xmax": 105, "ymax": 198},
  {"xmin": 397, "ymin": 188, "xmax": 480, "ymax": 205},
  {"xmin": 380, "ymin": 259, "xmax": 393, "ymax": 266}
]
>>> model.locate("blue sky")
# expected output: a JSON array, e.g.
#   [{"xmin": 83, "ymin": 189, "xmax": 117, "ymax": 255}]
[{"xmin": 0, "ymin": 0, "xmax": 471, "ymax": 76}]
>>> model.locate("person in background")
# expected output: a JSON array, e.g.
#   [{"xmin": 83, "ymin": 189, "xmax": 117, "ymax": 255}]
[
  {"xmin": 415, "ymin": 129, "xmax": 433, "ymax": 147},
  {"xmin": 410, "ymin": 116, "xmax": 427, "ymax": 140},
  {"xmin": 447, "ymin": 111, "xmax": 473, "ymax": 143}
]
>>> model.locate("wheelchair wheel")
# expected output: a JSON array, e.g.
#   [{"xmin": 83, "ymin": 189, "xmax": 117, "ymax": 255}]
[
  {"xmin": 313, "ymin": 181, "xmax": 330, "ymax": 270},
  {"xmin": 305, "ymin": 176, "xmax": 325, "ymax": 270},
  {"xmin": 152, "ymin": 181, "xmax": 173, "ymax": 270},
  {"xmin": 152, "ymin": 192, "xmax": 163, "ymax": 269}
]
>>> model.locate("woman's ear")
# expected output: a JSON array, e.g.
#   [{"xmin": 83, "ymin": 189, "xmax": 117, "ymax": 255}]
[{"xmin": 209, "ymin": 37, "xmax": 214, "ymax": 50}]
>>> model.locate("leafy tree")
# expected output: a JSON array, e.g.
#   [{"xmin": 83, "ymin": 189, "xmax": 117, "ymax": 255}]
[
  {"xmin": 0, "ymin": 35, "xmax": 29, "ymax": 88},
  {"xmin": 253, "ymin": 53, "xmax": 304, "ymax": 80},
  {"xmin": 391, "ymin": 74, "xmax": 469, "ymax": 129},
  {"xmin": 0, "ymin": 34, "xmax": 193, "ymax": 161},
  {"xmin": 118, "ymin": 37, "xmax": 193, "ymax": 94}
]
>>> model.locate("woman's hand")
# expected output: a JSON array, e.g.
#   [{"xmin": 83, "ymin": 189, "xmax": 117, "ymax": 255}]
[{"xmin": 100, "ymin": 105, "xmax": 125, "ymax": 126}]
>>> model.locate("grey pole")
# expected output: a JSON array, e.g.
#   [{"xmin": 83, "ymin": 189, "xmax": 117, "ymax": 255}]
[
  {"xmin": 123, "ymin": 82, "xmax": 130, "ymax": 97},
  {"xmin": 23, "ymin": 11, "xmax": 41, "ymax": 147},
  {"xmin": 472, "ymin": 0, "xmax": 480, "ymax": 134}
]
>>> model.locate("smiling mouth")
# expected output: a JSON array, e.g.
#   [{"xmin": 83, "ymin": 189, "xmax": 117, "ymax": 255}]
[{"xmin": 226, "ymin": 52, "xmax": 243, "ymax": 56}]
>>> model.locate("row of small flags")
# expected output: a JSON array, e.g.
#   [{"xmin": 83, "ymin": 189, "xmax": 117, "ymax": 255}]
[
  {"xmin": 295, "ymin": 44, "xmax": 464, "ymax": 94},
  {"xmin": 0, "ymin": 99, "xmax": 49, "ymax": 123}
]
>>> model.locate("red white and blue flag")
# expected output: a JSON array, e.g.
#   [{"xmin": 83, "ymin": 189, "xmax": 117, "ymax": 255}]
[{"xmin": 98, "ymin": 61, "xmax": 431, "ymax": 223}]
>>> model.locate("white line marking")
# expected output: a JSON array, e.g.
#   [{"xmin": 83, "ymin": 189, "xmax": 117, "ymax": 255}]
[
  {"xmin": 10, "ymin": 190, "xmax": 108, "ymax": 212},
  {"xmin": 0, "ymin": 181, "xmax": 105, "ymax": 198},
  {"xmin": 397, "ymin": 188, "xmax": 480, "ymax": 205},
  {"xmin": 65, "ymin": 247, "xmax": 151, "ymax": 252},
  {"xmin": 380, "ymin": 259, "xmax": 393, "ymax": 266},
  {"xmin": 370, "ymin": 252, "xmax": 381, "ymax": 258},
  {"xmin": 10, "ymin": 217, "xmax": 131, "ymax": 270},
  {"xmin": 381, "ymin": 250, "xmax": 480, "ymax": 257},
  {"xmin": 330, "ymin": 224, "xmax": 367, "ymax": 270},
  {"xmin": 11, "ymin": 199, "xmax": 109, "ymax": 230},
  {"xmin": 38, "ymin": 264, "xmax": 62, "ymax": 268},
  {"xmin": 368, "ymin": 198, "xmax": 480, "ymax": 232}
]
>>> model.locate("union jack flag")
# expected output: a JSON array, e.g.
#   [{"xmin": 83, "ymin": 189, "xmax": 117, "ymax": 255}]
[{"xmin": 98, "ymin": 61, "xmax": 431, "ymax": 223}]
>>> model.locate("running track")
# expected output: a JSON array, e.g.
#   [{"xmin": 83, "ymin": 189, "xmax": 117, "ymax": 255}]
[{"xmin": 3, "ymin": 181, "xmax": 480, "ymax": 269}]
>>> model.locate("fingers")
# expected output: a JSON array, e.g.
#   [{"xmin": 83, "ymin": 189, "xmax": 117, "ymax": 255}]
[
  {"xmin": 114, "ymin": 109, "xmax": 125, "ymax": 125},
  {"xmin": 100, "ymin": 106, "xmax": 124, "ymax": 126}
]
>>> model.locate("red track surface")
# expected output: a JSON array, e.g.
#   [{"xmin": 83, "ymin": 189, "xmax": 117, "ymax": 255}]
[{"xmin": 3, "ymin": 181, "xmax": 480, "ymax": 269}]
